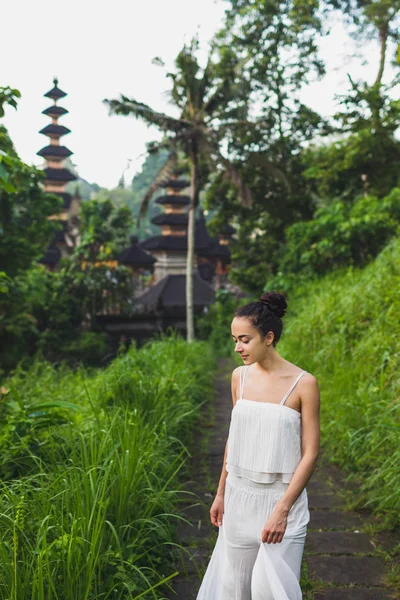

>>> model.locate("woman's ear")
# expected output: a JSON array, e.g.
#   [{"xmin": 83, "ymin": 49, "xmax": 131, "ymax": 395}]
[{"xmin": 265, "ymin": 331, "xmax": 275, "ymax": 346}]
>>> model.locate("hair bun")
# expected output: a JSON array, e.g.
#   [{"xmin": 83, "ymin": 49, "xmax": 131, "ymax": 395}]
[{"xmin": 259, "ymin": 291, "xmax": 287, "ymax": 318}]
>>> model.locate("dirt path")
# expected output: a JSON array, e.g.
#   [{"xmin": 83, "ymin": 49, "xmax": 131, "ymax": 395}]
[{"xmin": 165, "ymin": 358, "xmax": 398, "ymax": 599}]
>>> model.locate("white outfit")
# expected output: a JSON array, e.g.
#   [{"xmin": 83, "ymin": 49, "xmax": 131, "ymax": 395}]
[{"xmin": 196, "ymin": 365, "xmax": 310, "ymax": 600}]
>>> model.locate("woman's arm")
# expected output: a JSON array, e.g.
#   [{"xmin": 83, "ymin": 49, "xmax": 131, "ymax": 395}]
[
  {"xmin": 261, "ymin": 373, "xmax": 320, "ymax": 543},
  {"xmin": 210, "ymin": 367, "xmax": 240, "ymax": 527}
]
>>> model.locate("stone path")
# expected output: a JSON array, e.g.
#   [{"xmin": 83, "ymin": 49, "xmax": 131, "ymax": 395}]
[
  {"xmin": 306, "ymin": 460, "xmax": 398, "ymax": 599},
  {"xmin": 165, "ymin": 358, "xmax": 399, "ymax": 599}
]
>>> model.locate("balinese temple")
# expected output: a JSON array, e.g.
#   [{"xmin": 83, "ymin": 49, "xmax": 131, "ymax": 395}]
[
  {"xmin": 131, "ymin": 175, "xmax": 233, "ymax": 312},
  {"xmin": 38, "ymin": 78, "xmax": 80, "ymax": 268}
]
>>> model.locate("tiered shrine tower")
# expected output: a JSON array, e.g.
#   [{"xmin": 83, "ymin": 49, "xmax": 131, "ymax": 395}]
[
  {"xmin": 140, "ymin": 176, "xmax": 193, "ymax": 282},
  {"xmin": 38, "ymin": 79, "xmax": 80, "ymax": 263}
]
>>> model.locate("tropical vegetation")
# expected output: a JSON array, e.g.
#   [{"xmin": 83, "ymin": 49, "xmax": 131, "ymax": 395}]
[
  {"xmin": 1, "ymin": 0, "xmax": 400, "ymax": 597},
  {"xmin": 0, "ymin": 334, "xmax": 215, "ymax": 599}
]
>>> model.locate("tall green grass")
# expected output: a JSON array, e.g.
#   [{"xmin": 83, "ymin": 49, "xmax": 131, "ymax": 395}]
[
  {"xmin": 0, "ymin": 332, "xmax": 216, "ymax": 599},
  {"xmin": 280, "ymin": 237, "xmax": 400, "ymax": 525}
]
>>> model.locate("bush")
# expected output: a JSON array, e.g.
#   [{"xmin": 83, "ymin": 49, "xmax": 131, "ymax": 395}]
[
  {"xmin": 272, "ymin": 189, "xmax": 400, "ymax": 286},
  {"xmin": 0, "ymin": 334, "xmax": 216, "ymax": 598}
]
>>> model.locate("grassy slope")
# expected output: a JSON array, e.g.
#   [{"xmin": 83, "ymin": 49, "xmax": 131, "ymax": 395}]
[
  {"xmin": 0, "ymin": 333, "xmax": 216, "ymax": 599},
  {"xmin": 280, "ymin": 237, "xmax": 400, "ymax": 525}
]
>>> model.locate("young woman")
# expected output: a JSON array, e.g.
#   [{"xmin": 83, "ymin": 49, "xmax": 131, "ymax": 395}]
[{"xmin": 196, "ymin": 291, "xmax": 320, "ymax": 600}]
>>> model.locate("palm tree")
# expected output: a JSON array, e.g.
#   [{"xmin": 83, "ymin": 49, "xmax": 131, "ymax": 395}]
[{"xmin": 104, "ymin": 39, "xmax": 276, "ymax": 341}]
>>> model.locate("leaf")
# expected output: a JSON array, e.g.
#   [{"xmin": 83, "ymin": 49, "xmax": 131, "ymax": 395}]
[{"xmin": 28, "ymin": 400, "xmax": 80, "ymax": 412}]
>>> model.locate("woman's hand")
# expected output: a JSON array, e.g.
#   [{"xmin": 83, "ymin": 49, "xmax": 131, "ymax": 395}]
[
  {"xmin": 261, "ymin": 504, "xmax": 289, "ymax": 543},
  {"xmin": 210, "ymin": 493, "xmax": 224, "ymax": 527}
]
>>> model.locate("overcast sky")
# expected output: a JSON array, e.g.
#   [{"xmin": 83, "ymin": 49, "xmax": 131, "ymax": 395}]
[{"xmin": 3, "ymin": 0, "xmax": 396, "ymax": 189}]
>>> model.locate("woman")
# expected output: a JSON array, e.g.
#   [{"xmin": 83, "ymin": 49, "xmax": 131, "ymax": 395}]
[{"xmin": 196, "ymin": 292, "xmax": 320, "ymax": 600}]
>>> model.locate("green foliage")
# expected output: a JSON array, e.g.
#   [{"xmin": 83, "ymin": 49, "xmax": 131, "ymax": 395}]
[
  {"xmin": 204, "ymin": 0, "xmax": 330, "ymax": 295},
  {"xmin": 220, "ymin": 0, "xmax": 325, "ymax": 88},
  {"xmin": 207, "ymin": 0, "xmax": 400, "ymax": 297},
  {"xmin": 0, "ymin": 86, "xmax": 21, "ymax": 118},
  {"xmin": 60, "ymin": 331, "xmax": 109, "ymax": 366},
  {"xmin": 0, "ymin": 260, "xmax": 134, "ymax": 372},
  {"xmin": 270, "ymin": 189, "xmax": 400, "ymax": 286},
  {"xmin": 280, "ymin": 237, "xmax": 400, "ymax": 526},
  {"xmin": 0, "ymin": 336, "xmax": 216, "ymax": 598},
  {"xmin": 0, "ymin": 372, "xmax": 79, "ymax": 479},
  {"xmin": 0, "ymin": 151, "xmax": 61, "ymax": 276},
  {"xmin": 0, "ymin": 88, "xmax": 61, "ymax": 273},
  {"xmin": 105, "ymin": 35, "xmax": 257, "ymax": 225},
  {"xmin": 304, "ymin": 84, "xmax": 400, "ymax": 199},
  {"xmin": 327, "ymin": 0, "xmax": 400, "ymax": 46},
  {"xmin": 75, "ymin": 197, "xmax": 133, "ymax": 262},
  {"xmin": 0, "ymin": 194, "xmax": 136, "ymax": 372}
]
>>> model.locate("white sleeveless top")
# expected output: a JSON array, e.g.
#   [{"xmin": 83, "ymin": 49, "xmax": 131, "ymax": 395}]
[{"xmin": 226, "ymin": 365, "xmax": 307, "ymax": 484}]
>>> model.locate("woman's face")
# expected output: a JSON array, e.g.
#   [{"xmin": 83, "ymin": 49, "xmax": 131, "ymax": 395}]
[{"xmin": 231, "ymin": 317, "xmax": 274, "ymax": 364}]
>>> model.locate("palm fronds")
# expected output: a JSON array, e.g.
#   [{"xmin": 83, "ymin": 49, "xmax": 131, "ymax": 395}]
[
  {"xmin": 104, "ymin": 96, "xmax": 191, "ymax": 133},
  {"xmin": 198, "ymin": 135, "xmax": 253, "ymax": 208}
]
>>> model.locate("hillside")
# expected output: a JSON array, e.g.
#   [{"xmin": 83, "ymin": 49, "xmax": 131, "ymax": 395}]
[{"xmin": 280, "ymin": 237, "xmax": 400, "ymax": 525}]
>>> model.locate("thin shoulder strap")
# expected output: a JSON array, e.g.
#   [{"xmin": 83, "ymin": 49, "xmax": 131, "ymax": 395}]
[
  {"xmin": 239, "ymin": 365, "xmax": 250, "ymax": 400},
  {"xmin": 280, "ymin": 371, "xmax": 307, "ymax": 406}
]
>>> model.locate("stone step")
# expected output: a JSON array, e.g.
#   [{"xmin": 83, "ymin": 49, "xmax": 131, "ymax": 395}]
[
  {"xmin": 306, "ymin": 531, "xmax": 374, "ymax": 555},
  {"xmin": 307, "ymin": 478, "xmax": 334, "ymax": 494},
  {"xmin": 309, "ymin": 509, "xmax": 363, "ymax": 531},
  {"xmin": 308, "ymin": 494, "xmax": 346, "ymax": 509},
  {"xmin": 306, "ymin": 556, "xmax": 386, "ymax": 586},
  {"xmin": 314, "ymin": 588, "xmax": 393, "ymax": 599}
]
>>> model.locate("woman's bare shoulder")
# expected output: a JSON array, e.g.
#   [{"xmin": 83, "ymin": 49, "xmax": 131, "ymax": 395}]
[
  {"xmin": 231, "ymin": 366, "xmax": 242, "ymax": 387},
  {"xmin": 301, "ymin": 372, "xmax": 319, "ymax": 386},
  {"xmin": 299, "ymin": 372, "xmax": 320, "ymax": 408},
  {"xmin": 231, "ymin": 366, "xmax": 242, "ymax": 406}
]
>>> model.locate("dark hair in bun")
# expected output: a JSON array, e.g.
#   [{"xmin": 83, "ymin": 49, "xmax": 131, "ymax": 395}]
[{"xmin": 234, "ymin": 291, "xmax": 288, "ymax": 346}]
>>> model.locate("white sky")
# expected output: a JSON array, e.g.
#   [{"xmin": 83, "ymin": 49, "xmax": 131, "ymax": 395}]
[{"xmin": 2, "ymin": 0, "xmax": 397, "ymax": 189}]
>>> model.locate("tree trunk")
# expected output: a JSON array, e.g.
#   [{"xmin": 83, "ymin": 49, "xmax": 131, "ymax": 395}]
[
  {"xmin": 186, "ymin": 144, "xmax": 199, "ymax": 343},
  {"xmin": 374, "ymin": 23, "xmax": 388, "ymax": 88}
]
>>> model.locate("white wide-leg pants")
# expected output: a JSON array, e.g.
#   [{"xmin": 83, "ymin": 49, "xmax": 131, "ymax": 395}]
[{"xmin": 196, "ymin": 471, "xmax": 310, "ymax": 600}]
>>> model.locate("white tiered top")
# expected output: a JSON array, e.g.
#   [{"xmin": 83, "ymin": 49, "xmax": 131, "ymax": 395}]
[{"xmin": 226, "ymin": 365, "xmax": 307, "ymax": 483}]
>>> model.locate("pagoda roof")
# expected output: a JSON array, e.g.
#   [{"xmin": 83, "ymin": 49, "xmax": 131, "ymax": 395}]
[
  {"xmin": 155, "ymin": 194, "xmax": 190, "ymax": 206},
  {"xmin": 139, "ymin": 236, "xmax": 191, "ymax": 251},
  {"xmin": 52, "ymin": 226, "xmax": 66, "ymax": 244},
  {"xmin": 195, "ymin": 214, "xmax": 216, "ymax": 247},
  {"xmin": 37, "ymin": 145, "xmax": 73, "ymax": 159},
  {"xmin": 220, "ymin": 224, "xmax": 236, "ymax": 236},
  {"xmin": 39, "ymin": 245, "xmax": 61, "ymax": 266},
  {"xmin": 39, "ymin": 124, "xmax": 71, "ymax": 137},
  {"xmin": 42, "ymin": 105, "xmax": 68, "ymax": 117},
  {"xmin": 162, "ymin": 179, "xmax": 190, "ymax": 190},
  {"xmin": 140, "ymin": 216, "xmax": 214, "ymax": 252},
  {"xmin": 135, "ymin": 273, "xmax": 214, "ymax": 309},
  {"xmin": 139, "ymin": 233, "xmax": 210, "ymax": 252},
  {"xmin": 194, "ymin": 217, "xmax": 232, "ymax": 260},
  {"xmin": 44, "ymin": 79, "xmax": 67, "ymax": 100},
  {"xmin": 151, "ymin": 213, "xmax": 188, "ymax": 226},
  {"xmin": 198, "ymin": 240, "xmax": 231, "ymax": 260},
  {"xmin": 44, "ymin": 168, "xmax": 77, "ymax": 183},
  {"xmin": 117, "ymin": 238, "xmax": 157, "ymax": 266}
]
